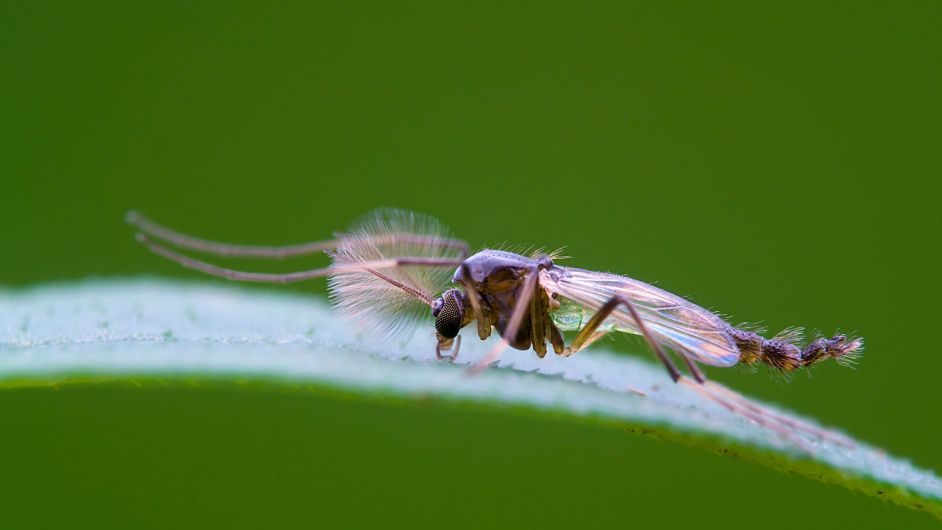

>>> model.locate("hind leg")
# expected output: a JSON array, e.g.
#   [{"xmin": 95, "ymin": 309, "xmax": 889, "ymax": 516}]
[
  {"xmin": 701, "ymin": 380, "xmax": 855, "ymax": 447},
  {"xmin": 559, "ymin": 294, "xmax": 683, "ymax": 382},
  {"xmin": 680, "ymin": 379, "xmax": 815, "ymax": 452},
  {"xmin": 555, "ymin": 295, "xmax": 842, "ymax": 451}
]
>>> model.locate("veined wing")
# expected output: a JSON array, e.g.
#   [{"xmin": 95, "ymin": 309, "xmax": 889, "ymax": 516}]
[{"xmin": 541, "ymin": 267, "xmax": 740, "ymax": 367}]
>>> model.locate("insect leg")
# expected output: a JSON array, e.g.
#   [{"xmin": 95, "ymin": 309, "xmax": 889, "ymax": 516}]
[
  {"xmin": 127, "ymin": 211, "xmax": 470, "ymax": 258},
  {"xmin": 559, "ymin": 297, "xmax": 814, "ymax": 446},
  {"xmin": 436, "ymin": 335, "xmax": 462, "ymax": 362},
  {"xmin": 567, "ymin": 330, "xmax": 609, "ymax": 354},
  {"xmin": 459, "ymin": 263, "xmax": 490, "ymax": 340},
  {"xmin": 702, "ymin": 380, "xmax": 855, "ymax": 447},
  {"xmin": 563, "ymin": 295, "xmax": 682, "ymax": 383},
  {"xmin": 529, "ymin": 287, "xmax": 548, "ymax": 358},
  {"xmin": 573, "ymin": 300, "xmax": 816, "ymax": 448},
  {"xmin": 547, "ymin": 321, "xmax": 566, "ymax": 355},
  {"xmin": 680, "ymin": 378, "xmax": 814, "ymax": 452},
  {"xmin": 678, "ymin": 359, "xmax": 851, "ymax": 448},
  {"xmin": 135, "ymin": 233, "xmax": 463, "ymax": 284},
  {"xmin": 681, "ymin": 356, "xmax": 707, "ymax": 384},
  {"xmin": 467, "ymin": 265, "xmax": 540, "ymax": 375},
  {"xmin": 678, "ymin": 344, "xmax": 843, "ymax": 448}
]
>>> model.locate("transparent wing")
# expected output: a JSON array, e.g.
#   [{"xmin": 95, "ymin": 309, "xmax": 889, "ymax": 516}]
[
  {"xmin": 327, "ymin": 209, "xmax": 465, "ymax": 341},
  {"xmin": 541, "ymin": 267, "xmax": 740, "ymax": 367}
]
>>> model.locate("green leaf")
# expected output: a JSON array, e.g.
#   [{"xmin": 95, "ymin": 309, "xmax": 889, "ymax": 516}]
[{"xmin": 1, "ymin": 279, "xmax": 940, "ymax": 518}]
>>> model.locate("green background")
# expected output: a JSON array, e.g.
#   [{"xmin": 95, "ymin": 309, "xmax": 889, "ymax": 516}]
[{"xmin": 2, "ymin": 1, "xmax": 940, "ymax": 528}]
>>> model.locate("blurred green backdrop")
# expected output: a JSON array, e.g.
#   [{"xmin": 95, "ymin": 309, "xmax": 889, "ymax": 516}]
[{"xmin": 2, "ymin": 1, "xmax": 940, "ymax": 528}]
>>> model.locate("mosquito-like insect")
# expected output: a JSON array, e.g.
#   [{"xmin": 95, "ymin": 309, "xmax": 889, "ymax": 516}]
[{"xmin": 127, "ymin": 208, "xmax": 863, "ymax": 448}]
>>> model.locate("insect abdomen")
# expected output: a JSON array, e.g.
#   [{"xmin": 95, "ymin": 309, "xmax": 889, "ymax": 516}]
[{"xmin": 728, "ymin": 326, "xmax": 863, "ymax": 372}]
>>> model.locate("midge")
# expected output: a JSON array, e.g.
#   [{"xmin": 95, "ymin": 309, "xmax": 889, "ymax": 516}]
[{"xmin": 128, "ymin": 209, "xmax": 863, "ymax": 446}]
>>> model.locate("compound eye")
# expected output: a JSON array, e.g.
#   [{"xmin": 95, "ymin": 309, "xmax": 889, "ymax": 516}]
[{"xmin": 434, "ymin": 290, "xmax": 464, "ymax": 339}]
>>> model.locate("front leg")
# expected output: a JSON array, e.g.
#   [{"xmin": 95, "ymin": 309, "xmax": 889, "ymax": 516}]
[{"xmin": 459, "ymin": 263, "xmax": 492, "ymax": 341}]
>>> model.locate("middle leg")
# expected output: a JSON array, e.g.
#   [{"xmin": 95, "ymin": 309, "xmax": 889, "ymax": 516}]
[{"xmin": 562, "ymin": 294, "xmax": 683, "ymax": 383}]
